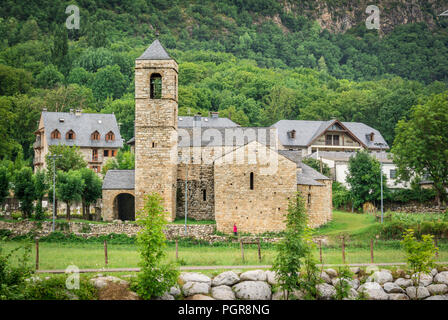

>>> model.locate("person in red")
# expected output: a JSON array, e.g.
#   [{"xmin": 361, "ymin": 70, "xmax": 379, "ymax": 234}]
[{"xmin": 233, "ymin": 223, "xmax": 238, "ymax": 236}]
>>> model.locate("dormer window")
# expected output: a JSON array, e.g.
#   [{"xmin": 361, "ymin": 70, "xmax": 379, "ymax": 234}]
[
  {"xmin": 370, "ymin": 132, "xmax": 375, "ymax": 142},
  {"xmin": 288, "ymin": 130, "xmax": 296, "ymax": 139},
  {"xmin": 51, "ymin": 129, "xmax": 61, "ymax": 139},
  {"xmin": 66, "ymin": 130, "xmax": 76, "ymax": 140},
  {"xmin": 91, "ymin": 131, "xmax": 100, "ymax": 141},
  {"xmin": 150, "ymin": 73, "xmax": 162, "ymax": 99},
  {"xmin": 105, "ymin": 131, "xmax": 115, "ymax": 142}
]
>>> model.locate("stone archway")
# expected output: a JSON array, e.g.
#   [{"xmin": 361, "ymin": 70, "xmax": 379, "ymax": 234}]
[
  {"xmin": 102, "ymin": 189, "xmax": 135, "ymax": 221},
  {"xmin": 114, "ymin": 193, "xmax": 135, "ymax": 221}
]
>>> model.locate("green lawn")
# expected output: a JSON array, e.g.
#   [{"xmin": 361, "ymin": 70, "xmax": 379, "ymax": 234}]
[
  {"xmin": 313, "ymin": 210, "xmax": 379, "ymax": 240},
  {"xmin": 3, "ymin": 240, "xmax": 447, "ymax": 270}
]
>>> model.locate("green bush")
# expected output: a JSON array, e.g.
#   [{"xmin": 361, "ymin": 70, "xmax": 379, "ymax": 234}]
[
  {"xmin": 0, "ymin": 240, "xmax": 33, "ymax": 300},
  {"xmin": 388, "ymin": 187, "xmax": 436, "ymax": 204},
  {"xmin": 23, "ymin": 275, "xmax": 97, "ymax": 300},
  {"xmin": 332, "ymin": 182, "xmax": 351, "ymax": 209}
]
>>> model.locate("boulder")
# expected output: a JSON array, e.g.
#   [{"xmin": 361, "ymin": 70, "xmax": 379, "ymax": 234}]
[
  {"xmin": 425, "ymin": 295, "xmax": 448, "ymax": 300},
  {"xmin": 233, "ymin": 281, "xmax": 271, "ymax": 300},
  {"xmin": 211, "ymin": 285, "xmax": 236, "ymax": 300},
  {"xmin": 90, "ymin": 276, "xmax": 128, "ymax": 290},
  {"xmin": 239, "ymin": 270, "xmax": 267, "ymax": 281},
  {"xmin": 434, "ymin": 271, "xmax": 448, "ymax": 285},
  {"xmin": 331, "ymin": 278, "xmax": 359, "ymax": 290},
  {"xmin": 179, "ymin": 272, "xmax": 211, "ymax": 284},
  {"xmin": 412, "ymin": 273, "xmax": 433, "ymax": 286},
  {"xmin": 395, "ymin": 278, "xmax": 413, "ymax": 288},
  {"xmin": 383, "ymin": 282, "xmax": 405, "ymax": 294},
  {"xmin": 320, "ymin": 272, "xmax": 332, "ymax": 284},
  {"xmin": 426, "ymin": 284, "xmax": 448, "ymax": 296},
  {"xmin": 325, "ymin": 268, "xmax": 338, "ymax": 278},
  {"xmin": 155, "ymin": 292, "xmax": 174, "ymax": 300},
  {"xmin": 368, "ymin": 271, "xmax": 393, "ymax": 285},
  {"xmin": 184, "ymin": 294, "xmax": 215, "ymax": 300},
  {"xmin": 430, "ymin": 268, "xmax": 438, "ymax": 277},
  {"xmin": 212, "ymin": 271, "xmax": 240, "ymax": 287},
  {"xmin": 316, "ymin": 283, "xmax": 336, "ymax": 300},
  {"xmin": 348, "ymin": 288, "xmax": 359, "ymax": 300},
  {"xmin": 182, "ymin": 281, "xmax": 211, "ymax": 297},
  {"xmin": 291, "ymin": 289, "xmax": 306, "ymax": 300},
  {"xmin": 265, "ymin": 271, "xmax": 279, "ymax": 286},
  {"xmin": 406, "ymin": 286, "xmax": 430, "ymax": 300},
  {"xmin": 350, "ymin": 267, "xmax": 361, "ymax": 274},
  {"xmin": 169, "ymin": 286, "xmax": 181, "ymax": 297},
  {"xmin": 388, "ymin": 293, "xmax": 410, "ymax": 300},
  {"xmin": 358, "ymin": 282, "xmax": 389, "ymax": 300}
]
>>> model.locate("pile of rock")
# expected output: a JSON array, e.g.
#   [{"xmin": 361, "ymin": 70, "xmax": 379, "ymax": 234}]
[{"xmin": 157, "ymin": 268, "xmax": 448, "ymax": 300}]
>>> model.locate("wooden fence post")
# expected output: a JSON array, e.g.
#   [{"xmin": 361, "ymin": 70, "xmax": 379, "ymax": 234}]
[
  {"xmin": 240, "ymin": 239, "xmax": 245, "ymax": 263},
  {"xmin": 35, "ymin": 237, "xmax": 39, "ymax": 270},
  {"xmin": 435, "ymin": 237, "xmax": 438, "ymax": 258},
  {"xmin": 176, "ymin": 239, "xmax": 179, "ymax": 260},
  {"xmin": 257, "ymin": 238, "xmax": 261, "ymax": 262},
  {"xmin": 319, "ymin": 240, "xmax": 323, "ymax": 264},
  {"xmin": 104, "ymin": 240, "xmax": 108, "ymax": 266},
  {"xmin": 370, "ymin": 238, "xmax": 374, "ymax": 264},
  {"xmin": 341, "ymin": 236, "xmax": 346, "ymax": 264}
]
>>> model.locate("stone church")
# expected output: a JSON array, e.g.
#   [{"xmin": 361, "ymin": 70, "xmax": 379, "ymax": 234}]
[{"xmin": 102, "ymin": 39, "xmax": 333, "ymax": 234}]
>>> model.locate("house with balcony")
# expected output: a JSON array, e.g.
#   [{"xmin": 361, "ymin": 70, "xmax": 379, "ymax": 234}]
[{"xmin": 33, "ymin": 109, "xmax": 123, "ymax": 173}]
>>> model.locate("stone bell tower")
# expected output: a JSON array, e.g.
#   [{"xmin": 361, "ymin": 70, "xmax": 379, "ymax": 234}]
[{"xmin": 134, "ymin": 39, "xmax": 178, "ymax": 220}]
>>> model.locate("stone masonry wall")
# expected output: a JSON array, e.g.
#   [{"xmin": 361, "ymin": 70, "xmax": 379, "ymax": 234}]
[
  {"xmin": 298, "ymin": 179, "xmax": 333, "ymax": 228},
  {"xmin": 102, "ymin": 189, "xmax": 135, "ymax": 221},
  {"xmin": 214, "ymin": 142, "xmax": 297, "ymax": 234},
  {"xmin": 176, "ymin": 163, "xmax": 215, "ymax": 220},
  {"xmin": 134, "ymin": 58, "xmax": 178, "ymax": 221}
]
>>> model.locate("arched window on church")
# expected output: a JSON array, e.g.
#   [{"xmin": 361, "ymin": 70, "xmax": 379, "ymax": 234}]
[
  {"xmin": 105, "ymin": 131, "xmax": 115, "ymax": 142},
  {"xmin": 66, "ymin": 130, "xmax": 76, "ymax": 140},
  {"xmin": 150, "ymin": 73, "xmax": 162, "ymax": 99},
  {"xmin": 91, "ymin": 130, "xmax": 100, "ymax": 141},
  {"xmin": 51, "ymin": 129, "xmax": 61, "ymax": 139}
]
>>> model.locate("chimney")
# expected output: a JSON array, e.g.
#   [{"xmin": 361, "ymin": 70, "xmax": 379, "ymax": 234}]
[
  {"xmin": 42, "ymin": 108, "xmax": 47, "ymax": 112},
  {"xmin": 211, "ymin": 112, "xmax": 219, "ymax": 119},
  {"xmin": 75, "ymin": 109, "xmax": 82, "ymax": 116},
  {"xmin": 69, "ymin": 109, "xmax": 74, "ymax": 114},
  {"xmin": 193, "ymin": 114, "xmax": 202, "ymax": 127}
]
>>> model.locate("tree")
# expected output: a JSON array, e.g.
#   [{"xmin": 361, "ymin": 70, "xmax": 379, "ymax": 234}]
[
  {"xmin": 56, "ymin": 170, "xmax": 84, "ymax": 220},
  {"xmin": 392, "ymin": 92, "xmax": 448, "ymax": 206},
  {"xmin": 79, "ymin": 168, "xmax": 102, "ymax": 220},
  {"xmin": 33, "ymin": 170, "xmax": 48, "ymax": 220},
  {"xmin": 51, "ymin": 26, "xmax": 69, "ymax": 75},
  {"xmin": 272, "ymin": 192, "xmax": 310, "ymax": 300},
  {"xmin": 46, "ymin": 145, "xmax": 87, "ymax": 173},
  {"xmin": 91, "ymin": 65, "xmax": 127, "ymax": 101},
  {"xmin": 401, "ymin": 229, "xmax": 438, "ymax": 299},
  {"xmin": 13, "ymin": 167, "xmax": 35, "ymax": 218},
  {"xmin": 36, "ymin": 65, "xmax": 64, "ymax": 89},
  {"xmin": 302, "ymin": 157, "xmax": 331, "ymax": 177},
  {"xmin": 0, "ymin": 165, "xmax": 9, "ymax": 209},
  {"xmin": 134, "ymin": 193, "xmax": 179, "ymax": 299},
  {"xmin": 101, "ymin": 149, "xmax": 135, "ymax": 175},
  {"xmin": 346, "ymin": 150, "xmax": 388, "ymax": 210}
]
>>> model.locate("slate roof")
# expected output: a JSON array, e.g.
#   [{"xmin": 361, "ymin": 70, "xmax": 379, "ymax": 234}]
[
  {"xmin": 178, "ymin": 116, "xmax": 240, "ymax": 128},
  {"xmin": 307, "ymin": 151, "xmax": 394, "ymax": 163},
  {"xmin": 137, "ymin": 39, "xmax": 173, "ymax": 60},
  {"xmin": 275, "ymin": 150, "xmax": 331, "ymax": 186},
  {"xmin": 271, "ymin": 119, "xmax": 389, "ymax": 150},
  {"xmin": 42, "ymin": 112, "xmax": 123, "ymax": 148},
  {"xmin": 102, "ymin": 170, "xmax": 135, "ymax": 190},
  {"xmin": 178, "ymin": 127, "xmax": 276, "ymax": 147}
]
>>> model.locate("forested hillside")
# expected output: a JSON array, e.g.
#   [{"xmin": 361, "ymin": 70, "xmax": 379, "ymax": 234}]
[{"xmin": 0, "ymin": 0, "xmax": 447, "ymax": 164}]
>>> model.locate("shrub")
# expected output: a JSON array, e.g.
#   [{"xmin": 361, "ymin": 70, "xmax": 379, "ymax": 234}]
[
  {"xmin": 133, "ymin": 193, "xmax": 179, "ymax": 299},
  {"xmin": 332, "ymin": 181, "xmax": 351, "ymax": 209},
  {"xmin": 0, "ymin": 240, "xmax": 33, "ymax": 300}
]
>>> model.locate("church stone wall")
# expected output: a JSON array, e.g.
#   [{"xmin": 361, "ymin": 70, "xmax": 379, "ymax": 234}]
[
  {"xmin": 176, "ymin": 164, "xmax": 215, "ymax": 220},
  {"xmin": 214, "ymin": 144, "xmax": 297, "ymax": 234},
  {"xmin": 102, "ymin": 189, "xmax": 135, "ymax": 221},
  {"xmin": 297, "ymin": 179, "xmax": 333, "ymax": 228}
]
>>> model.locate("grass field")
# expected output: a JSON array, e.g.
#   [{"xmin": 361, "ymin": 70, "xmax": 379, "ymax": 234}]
[
  {"xmin": 3, "ymin": 240, "xmax": 447, "ymax": 270},
  {"xmin": 2, "ymin": 210, "xmax": 447, "ymax": 270}
]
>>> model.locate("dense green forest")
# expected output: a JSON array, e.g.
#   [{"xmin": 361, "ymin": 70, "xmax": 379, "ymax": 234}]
[{"xmin": 0, "ymin": 0, "xmax": 447, "ymax": 164}]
